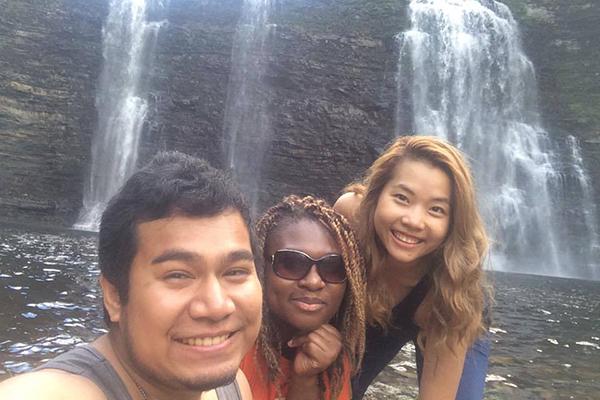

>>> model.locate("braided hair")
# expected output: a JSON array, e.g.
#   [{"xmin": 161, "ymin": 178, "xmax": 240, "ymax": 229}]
[{"xmin": 254, "ymin": 195, "xmax": 366, "ymax": 399}]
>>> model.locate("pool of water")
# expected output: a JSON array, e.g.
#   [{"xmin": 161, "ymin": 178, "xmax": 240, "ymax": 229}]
[{"xmin": 1, "ymin": 225, "xmax": 599, "ymax": 398}]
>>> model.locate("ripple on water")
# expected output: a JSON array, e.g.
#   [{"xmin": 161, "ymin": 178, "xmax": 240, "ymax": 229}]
[
  {"xmin": 26, "ymin": 302, "xmax": 90, "ymax": 311},
  {"xmin": 3, "ymin": 361, "xmax": 31, "ymax": 374},
  {"xmin": 575, "ymin": 341, "xmax": 600, "ymax": 350}
]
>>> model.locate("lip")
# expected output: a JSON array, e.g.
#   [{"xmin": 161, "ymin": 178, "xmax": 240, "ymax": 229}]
[
  {"xmin": 291, "ymin": 296, "xmax": 326, "ymax": 312},
  {"xmin": 391, "ymin": 229, "xmax": 423, "ymax": 247}
]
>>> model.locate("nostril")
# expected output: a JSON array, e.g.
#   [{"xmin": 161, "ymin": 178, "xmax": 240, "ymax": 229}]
[{"xmin": 298, "ymin": 266, "xmax": 326, "ymax": 288}]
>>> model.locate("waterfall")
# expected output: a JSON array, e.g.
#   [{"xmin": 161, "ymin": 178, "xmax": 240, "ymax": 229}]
[
  {"xmin": 397, "ymin": 0, "xmax": 599, "ymax": 279},
  {"xmin": 74, "ymin": 0, "xmax": 166, "ymax": 231},
  {"xmin": 561, "ymin": 136, "xmax": 600, "ymax": 277},
  {"xmin": 222, "ymin": 0, "xmax": 275, "ymax": 212}
]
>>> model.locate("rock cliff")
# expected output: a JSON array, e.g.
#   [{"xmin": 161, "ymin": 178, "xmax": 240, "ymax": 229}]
[
  {"xmin": 0, "ymin": 0, "xmax": 598, "ymax": 225},
  {"xmin": 0, "ymin": 0, "xmax": 105, "ymax": 223}
]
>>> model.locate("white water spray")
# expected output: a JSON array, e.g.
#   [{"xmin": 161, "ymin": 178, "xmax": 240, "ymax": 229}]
[
  {"xmin": 74, "ymin": 0, "xmax": 166, "ymax": 231},
  {"xmin": 223, "ymin": 0, "xmax": 275, "ymax": 211},
  {"xmin": 398, "ymin": 0, "xmax": 599, "ymax": 278}
]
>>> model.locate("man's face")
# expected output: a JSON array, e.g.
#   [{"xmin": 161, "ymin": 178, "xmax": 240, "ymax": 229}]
[{"xmin": 105, "ymin": 210, "xmax": 262, "ymax": 392}]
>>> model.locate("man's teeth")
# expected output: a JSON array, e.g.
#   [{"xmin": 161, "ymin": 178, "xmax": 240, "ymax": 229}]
[
  {"xmin": 179, "ymin": 334, "xmax": 229, "ymax": 347},
  {"xmin": 393, "ymin": 231, "xmax": 420, "ymax": 244}
]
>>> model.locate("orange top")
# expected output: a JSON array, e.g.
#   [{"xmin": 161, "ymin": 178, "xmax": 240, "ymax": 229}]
[{"xmin": 240, "ymin": 344, "xmax": 352, "ymax": 400}]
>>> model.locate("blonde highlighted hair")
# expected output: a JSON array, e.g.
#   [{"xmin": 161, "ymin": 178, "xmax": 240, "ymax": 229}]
[
  {"xmin": 255, "ymin": 195, "xmax": 366, "ymax": 399},
  {"xmin": 347, "ymin": 135, "xmax": 490, "ymax": 350}
]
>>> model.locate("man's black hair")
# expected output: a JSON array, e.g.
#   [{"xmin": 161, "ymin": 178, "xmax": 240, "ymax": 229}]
[{"xmin": 98, "ymin": 151, "xmax": 259, "ymax": 325}]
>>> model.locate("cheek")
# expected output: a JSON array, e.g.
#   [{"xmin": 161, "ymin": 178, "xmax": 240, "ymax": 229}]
[
  {"xmin": 373, "ymin": 196, "xmax": 396, "ymax": 228},
  {"xmin": 265, "ymin": 274, "xmax": 286, "ymax": 313},
  {"xmin": 266, "ymin": 282, "xmax": 285, "ymax": 314},
  {"xmin": 127, "ymin": 286, "xmax": 178, "ymax": 328},
  {"xmin": 331, "ymin": 284, "xmax": 347, "ymax": 310},
  {"xmin": 435, "ymin": 219, "xmax": 451, "ymax": 241}
]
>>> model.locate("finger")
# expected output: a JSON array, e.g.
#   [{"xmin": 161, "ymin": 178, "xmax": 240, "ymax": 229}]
[
  {"xmin": 299, "ymin": 340, "xmax": 342, "ymax": 368},
  {"xmin": 289, "ymin": 324, "xmax": 339, "ymax": 347},
  {"xmin": 312, "ymin": 324, "xmax": 342, "ymax": 342},
  {"xmin": 304, "ymin": 326, "xmax": 342, "ymax": 351},
  {"xmin": 288, "ymin": 334, "xmax": 309, "ymax": 348},
  {"xmin": 302, "ymin": 330, "xmax": 342, "ymax": 356}
]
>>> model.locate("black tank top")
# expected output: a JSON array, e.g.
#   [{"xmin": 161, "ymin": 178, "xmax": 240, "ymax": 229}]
[
  {"xmin": 36, "ymin": 344, "xmax": 242, "ymax": 400},
  {"xmin": 352, "ymin": 278, "xmax": 429, "ymax": 399}
]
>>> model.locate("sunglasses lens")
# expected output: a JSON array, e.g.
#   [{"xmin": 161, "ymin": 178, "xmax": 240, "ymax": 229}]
[
  {"xmin": 272, "ymin": 250, "xmax": 346, "ymax": 283},
  {"xmin": 272, "ymin": 251, "xmax": 311, "ymax": 280},
  {"xmin": 318, "ymin": 255, "xmax": 346, "ymax": 283}
]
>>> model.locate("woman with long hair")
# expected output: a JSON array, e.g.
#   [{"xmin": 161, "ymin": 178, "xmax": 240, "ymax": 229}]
[
  {"xmin": 335, "ymin": 135, "xmax": 491, "ymax": 400},
  {"xmin": 241, "ymin": 195, "xmax": 366, "ymax": 399}
]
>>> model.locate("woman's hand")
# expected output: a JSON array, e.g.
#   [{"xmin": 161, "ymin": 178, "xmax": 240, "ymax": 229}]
[{"xmin": 288, "ymin": 323, "xmax": 343, "ymax": 377}]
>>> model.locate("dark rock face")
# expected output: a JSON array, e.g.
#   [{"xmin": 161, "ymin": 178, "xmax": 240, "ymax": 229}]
[
  {"xmin": 0, "ymin": 0, "xmax": 598, "ymax": 225},
  {"xmin": 140, "ymin": 0, "xmax": 242, "ymax": 171},
  {"xmin": 0, "ymin": 0, "xmax": 105, "ymax": 224},
  {"xmin": 141, "ymin": 0, "xmax": 406, "ymax": 213},
  {"xmin": 251, "ymin": 0, "xmax": 407, "ymax": 209}
]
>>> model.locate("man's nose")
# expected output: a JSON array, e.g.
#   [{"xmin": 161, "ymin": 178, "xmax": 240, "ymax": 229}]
[
  {"xmin": 298, "ymin": 265, "xmax": 326, "ymax": 290},
  {"xmin": 188, "ymin": 276, "xmax": 235, "ymax": 321}
]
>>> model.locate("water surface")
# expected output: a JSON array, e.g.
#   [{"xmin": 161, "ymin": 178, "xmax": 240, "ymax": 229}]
[{"xmin": 1, "ymin": 225, "xmax": 598, "ymax": 399}]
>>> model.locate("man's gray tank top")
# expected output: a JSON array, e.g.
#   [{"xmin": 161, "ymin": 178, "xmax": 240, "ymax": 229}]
[{"xmin": 35, "ymin": 344, "xmax": 242, "ymax": 400}]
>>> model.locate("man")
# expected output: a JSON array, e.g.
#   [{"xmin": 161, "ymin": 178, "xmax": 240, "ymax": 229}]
[{"xmin": 0, "ymin": 152, "xmax": 263, "ymax": 400}]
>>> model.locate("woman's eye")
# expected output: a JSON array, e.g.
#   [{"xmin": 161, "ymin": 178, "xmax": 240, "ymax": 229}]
[
  {"xmin": 393, "ymin": 193, "xmax": 409, "ymax": 203},
  {"xmin": 430, "ymin": 206, "xmax": 447, "ymax": 215}
]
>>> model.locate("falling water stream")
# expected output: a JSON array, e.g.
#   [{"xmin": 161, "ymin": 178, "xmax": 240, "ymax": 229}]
[
  {"xmin": 397, "ymin": 0, "xmax": 599, "ymax": 279},
  {"xmin": 222, "ymin": 0, "xmax": 275, "ymax": 212},
  {"xmin": 74, "ymin": 0, "xmax": 166, "ymax": 231}
]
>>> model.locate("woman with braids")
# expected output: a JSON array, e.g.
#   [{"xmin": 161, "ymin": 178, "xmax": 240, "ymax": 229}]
[
  {"xmin": 240, "ymin": 195, "xmax": 366, "ymax": 400},
  {"xmin": 334, "ymin": 136, "xmax": 491, "ymax": 400}
]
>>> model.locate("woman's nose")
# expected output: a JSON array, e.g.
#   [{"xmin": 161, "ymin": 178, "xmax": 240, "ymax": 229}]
[
  {"xmin": 298, "ymin": 265, "xmax": 326, "ymax": 290},
  {"xmin": 400, "ymin": 206, "xmax": 426, "ymax": 230}
]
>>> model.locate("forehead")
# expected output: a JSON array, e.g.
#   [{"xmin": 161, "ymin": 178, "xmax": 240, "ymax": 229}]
[
  {"xmin": 266, "ymin": 218, "xmax": 340, "ymax": 257},
  {"xmin": 134, "ymin": 211, "xmax": 252, "ymax": 264},
  {"xmin": 387, "ymin": 158, "xmax": 452, "ymax": 196}
]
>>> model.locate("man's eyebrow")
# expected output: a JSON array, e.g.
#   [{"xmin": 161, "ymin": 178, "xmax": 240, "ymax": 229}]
[
  {"xmin": 151, "ymin": 249, "xmax": 199, "ymax": 265},
  {"xmin": 223, "ymin": 250, "xmax": 255, "ymax": 265},
  {"xmin": 151, "ymin": 249, "xmax": 254, "ymax": 266}
]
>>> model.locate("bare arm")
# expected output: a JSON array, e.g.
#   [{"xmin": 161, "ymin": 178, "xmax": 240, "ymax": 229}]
[
  {"xmin": 414, "ymin": 299, "xmax": 467, "ymax": 400},
  {"xmin": 418, "ymin": 340, "xmax": 467, "ymax": 400},
  {"xmin": 0, "ymin": 370, "xmax": 107, "ymax": 400}
]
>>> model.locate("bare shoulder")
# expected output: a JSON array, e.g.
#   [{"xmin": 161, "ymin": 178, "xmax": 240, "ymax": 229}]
[
  {"xmin": 236, "ymin": 369, "xmax": 253, "ymax": 400},
  {"xmin": 0, "ymin": 369, "xmax": 107, "ymax": 400},
  {"xmin": 333, "ymin": 192, "xmax": 363, "ymax": 224}
]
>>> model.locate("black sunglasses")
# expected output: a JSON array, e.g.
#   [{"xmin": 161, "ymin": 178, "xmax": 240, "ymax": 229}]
[{"xmin": 270, "ymin": 249, "xmax": 346, "ymax": 284}]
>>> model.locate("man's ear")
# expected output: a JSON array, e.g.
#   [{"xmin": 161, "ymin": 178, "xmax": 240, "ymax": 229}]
[{"xmin": 100, "ymin": 275, "xmax": 122, "ymax": 323}]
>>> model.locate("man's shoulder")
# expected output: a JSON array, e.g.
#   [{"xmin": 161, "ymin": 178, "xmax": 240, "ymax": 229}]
[{"xmin": 0, "ymin": 369, "xmax": 107, "ymax": 400}]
